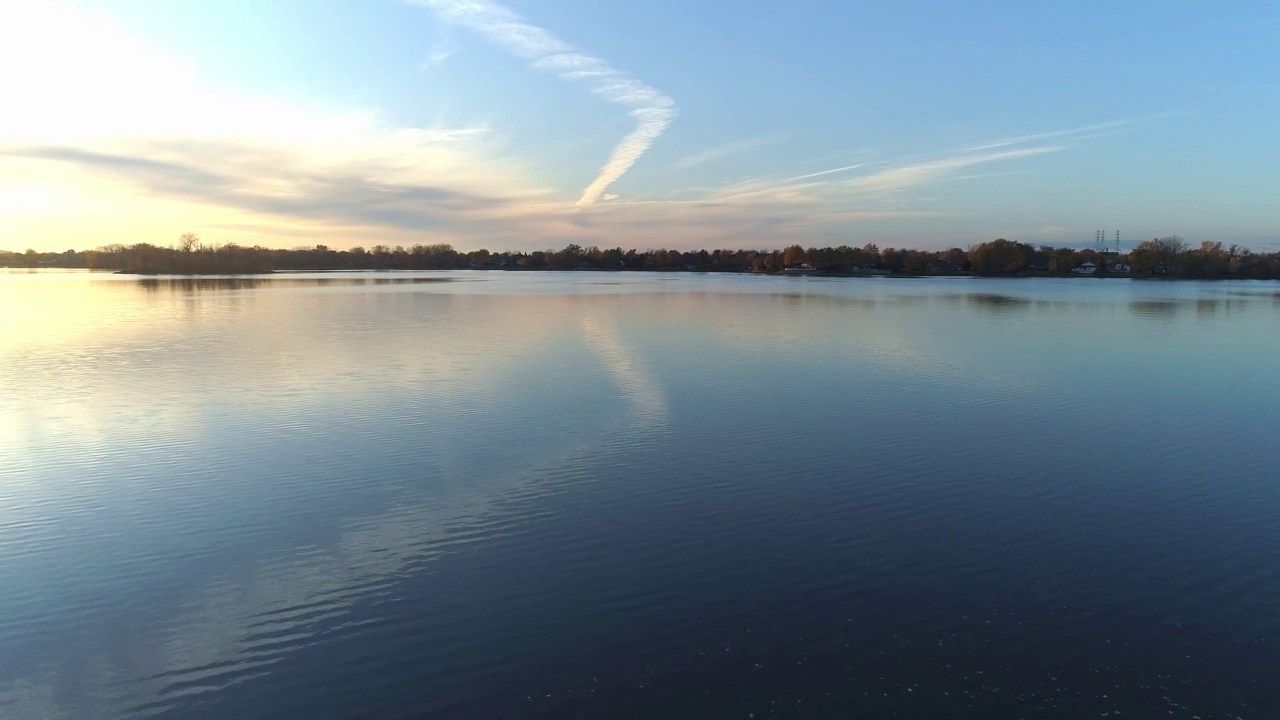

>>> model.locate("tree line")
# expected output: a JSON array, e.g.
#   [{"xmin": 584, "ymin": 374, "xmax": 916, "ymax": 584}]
[
  {"xmin": 2, "ymin": 234, "xmax": 1277, "ymax": 279},
  {"xmin": 965, "ymin": 236, "xmax": 1280, "ymax": 278}
]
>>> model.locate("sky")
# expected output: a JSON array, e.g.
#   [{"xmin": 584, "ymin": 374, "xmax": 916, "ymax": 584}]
[{"xmin": 1, "ymin": 0, "xmax": 1278, "ymax": 253}]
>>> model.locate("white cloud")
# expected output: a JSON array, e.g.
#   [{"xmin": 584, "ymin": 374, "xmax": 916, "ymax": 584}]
[
  {"xmin": 415, "ymin": 0, "xmax": 676, "ymax": 205},
  {"xmin": 673, "ymin": 132, "xmax": 789, "ymax": 169},
  {"xmin": 422, "ymin": 48, "xmax": 454, "ymax": 68},
  {"xmin": 963, "ymin": 120, "xmax": 1133, "ymax": 151},
  {"xmin": 0, "ymin": 2, "xmax": 565, "ymax": 249},
  {"xmin": 706, "ymin": 142, "xmax": 1068, "ymax": 207},
  {"xmin": 841, "ymin": 146, "xmax": 1062, "ymax": 195},
  {"xmin": 694, "ymin": 118, "xmax": 1149, "ymax": 211},
  {"xmin": 0, "ymin": 4, "xmax": 513, "ymax": 184},
  {"xmin": 784, "ymin": 161, "xmax": 878, "ymax": 182}
]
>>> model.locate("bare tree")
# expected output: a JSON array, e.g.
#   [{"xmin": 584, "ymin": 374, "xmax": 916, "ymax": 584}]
[
  {"xmin": 178, "ymin": 232, "xmax": 200, "ymax": 253},
  {"xmin": 1152, "ymin": 235, "xmax": 1186, "ymax": 274}
]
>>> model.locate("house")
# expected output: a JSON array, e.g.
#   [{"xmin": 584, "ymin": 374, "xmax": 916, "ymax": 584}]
[{"xmin": 1072, "ymin": 261, "xmax": 1098, "ymax": 274}]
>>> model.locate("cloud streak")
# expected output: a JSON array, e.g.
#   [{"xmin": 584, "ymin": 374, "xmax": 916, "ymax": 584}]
[
  {"xmin": 414, "ymin": 0, "xmax": 676, "ymax": 206},
  {"xmin": 673, "ymin": 132, "xmax": 789, "ymax": 169},
  {"xmin": 963, "ymin": 120, "xmax": 1132, "ymax": 151},
  {"xmin": 842, "ymin": 146, "xmax": 1061, "ymax": 194},
  {"xmin": 708, "ymin": 141, "xmax": 1070, "ymax": 206}
]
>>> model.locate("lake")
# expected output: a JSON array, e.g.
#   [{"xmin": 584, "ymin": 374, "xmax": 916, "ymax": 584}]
[{"xmin": 1, "ymin": 270, "xmax": 1278, "ymax": 719}]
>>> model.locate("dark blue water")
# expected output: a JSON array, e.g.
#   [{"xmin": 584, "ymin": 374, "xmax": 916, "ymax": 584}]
[{"xmin": 2, "ymin": 271, "xmax": 1277, "ymax": 718}]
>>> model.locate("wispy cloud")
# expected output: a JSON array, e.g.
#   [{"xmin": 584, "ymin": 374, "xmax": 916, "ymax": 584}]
[
  {"xmin": 414, "ymin": 0, "xmax": 676, "ymax": 206},
  {"xmin": 963, "ymin": 120, "xmax": 1133, "ymax": 151},
  {"xmin": 709, "ymin": 120, "xmax": 1148, "ymax": 207},
  {"xmin": 964, "ymin": 113, "xmax": 1196, "ymax": 152},
  {"xmin": 784, "ymin": 161, "xmax": 878, "ymax": 183},
  {"xmin": 422, "ymin": 47, "xmax": 453, "ymax": 68},
  {"xmin": 842, "ymin": 146, "xmax": 1061, "ymax": 194},
  {"xmin": 673, "ymin": 132, "xmax": 788, "ymax": 169}
]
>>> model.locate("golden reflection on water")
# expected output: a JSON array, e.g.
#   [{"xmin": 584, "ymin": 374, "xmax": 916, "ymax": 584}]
[
  {"xmin": 0, "ymin": 273, "xmax": 678, "ymax": 718},
  {"xmin": 0, "ymin": 274, "xmax": 562, "ymax": 473},
  {"xmin": 5, "ymin": 273, "xmax": 1277, "ymax": 462},
  {"xmin": 3, "ymin": 271, "xmax": 1280, "ymax": 718}
]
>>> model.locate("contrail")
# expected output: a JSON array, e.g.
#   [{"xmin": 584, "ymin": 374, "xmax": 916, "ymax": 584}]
[{"xmin": 413, "ymin": 0, "xmax": 676, "ymax": 205}]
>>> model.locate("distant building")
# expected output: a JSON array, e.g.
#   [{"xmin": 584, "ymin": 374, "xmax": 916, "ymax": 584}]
[{"xmin": 1072, "ymin": 261, "xmax": 1098, "ymax": 274}]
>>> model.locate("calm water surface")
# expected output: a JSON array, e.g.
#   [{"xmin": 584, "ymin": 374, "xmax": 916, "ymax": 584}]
[{"xmin": 1, "ymin": 270, "xmax": 1278, "ymax": 719}]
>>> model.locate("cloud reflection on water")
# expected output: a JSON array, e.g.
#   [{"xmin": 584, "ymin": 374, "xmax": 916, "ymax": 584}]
[
  {"xmin": 2, "ymin": 273, "xmax": 1279, "ymax": 718},
  {"xmin": 1, "ymin": 277, "xmax": 677, "ymax": 719}
]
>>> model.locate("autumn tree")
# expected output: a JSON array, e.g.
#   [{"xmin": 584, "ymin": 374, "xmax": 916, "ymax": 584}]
[
  {"xmin": 1048, "ymin": 248, "xmax": 1076, "ymax": 274},
  {"xmin": 600, "ymin": 247, "xmax": 624, "ymax": 268},
  {"xmin": 861, "ymin": 243, "xmax": 881, "ymax": 267},
  {"xmin": 551, "ymin": 244, "xmax": 582, "ymax": 269},
  {"xmin": 969, "ymin": 239, "xmax": 1034, "ymax": 275},
  {"xmin": 1130, "ymin": 236, "xmax": 1187, "ymax": 275},
  {"xmin": 902, "ymin": 250, "xmax": 931, "ymax": 273},
  {"xmin": 880, "ymin": 247, "xmax": 905, "ymax": 272},
  {"xmin": 782, "ymin": 244, "xmax": 808, "ymax": 267}
]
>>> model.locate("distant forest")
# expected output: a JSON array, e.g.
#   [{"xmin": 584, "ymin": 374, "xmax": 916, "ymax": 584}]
[{"xmin": 3, "ymin": 233, "xmax": 1278, "ymax": 279}]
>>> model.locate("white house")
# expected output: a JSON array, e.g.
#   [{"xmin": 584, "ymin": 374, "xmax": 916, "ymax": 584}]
[{"xmin": 1072, "ymin": 261, "xmax": 1098, "ymax": 274}]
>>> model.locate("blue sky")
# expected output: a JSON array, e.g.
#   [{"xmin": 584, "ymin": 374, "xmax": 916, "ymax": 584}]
[{"xmin": 2, "ymin": 0, "xmax": 1277, "ymax": 251}]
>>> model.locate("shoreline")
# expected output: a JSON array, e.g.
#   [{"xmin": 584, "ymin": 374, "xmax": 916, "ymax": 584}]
[
  {"xmin": 50, "ymin": 267, "xmax": 1274, "ymax": 281},
  {"xmin": 10, "ymin": 236, "xmax": 1278, "ymax": 281}
]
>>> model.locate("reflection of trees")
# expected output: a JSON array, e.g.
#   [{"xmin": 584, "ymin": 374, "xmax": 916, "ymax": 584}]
[
  {"xmin": 771, "ymin": 291, "xmax": 879, "ymax": 312},
  {"xmin": 138, "ymin": 277, "xmax": 263, "ymax": 292},
  {"xmin": 966, "ymin": 294, "xmax": 1031, "ymax": 312},
  {"xmin": 1128, "ymin": 297, "xmax": 1256, "ymax": 320},
  {"xmin": 1196, "ymin": 299, "xmax": 1220, "ymax": 318},
  {"xmin": 1129, "ymin": 300, "xmax": 1181, "ymax": 318},
  {"xmin": 1197, "ymin": 297, "xmax": 1250, "ymax": 318},
  {"xmin": 135, "ymin": 276, "xmax": 460, "ymax": 292}
]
